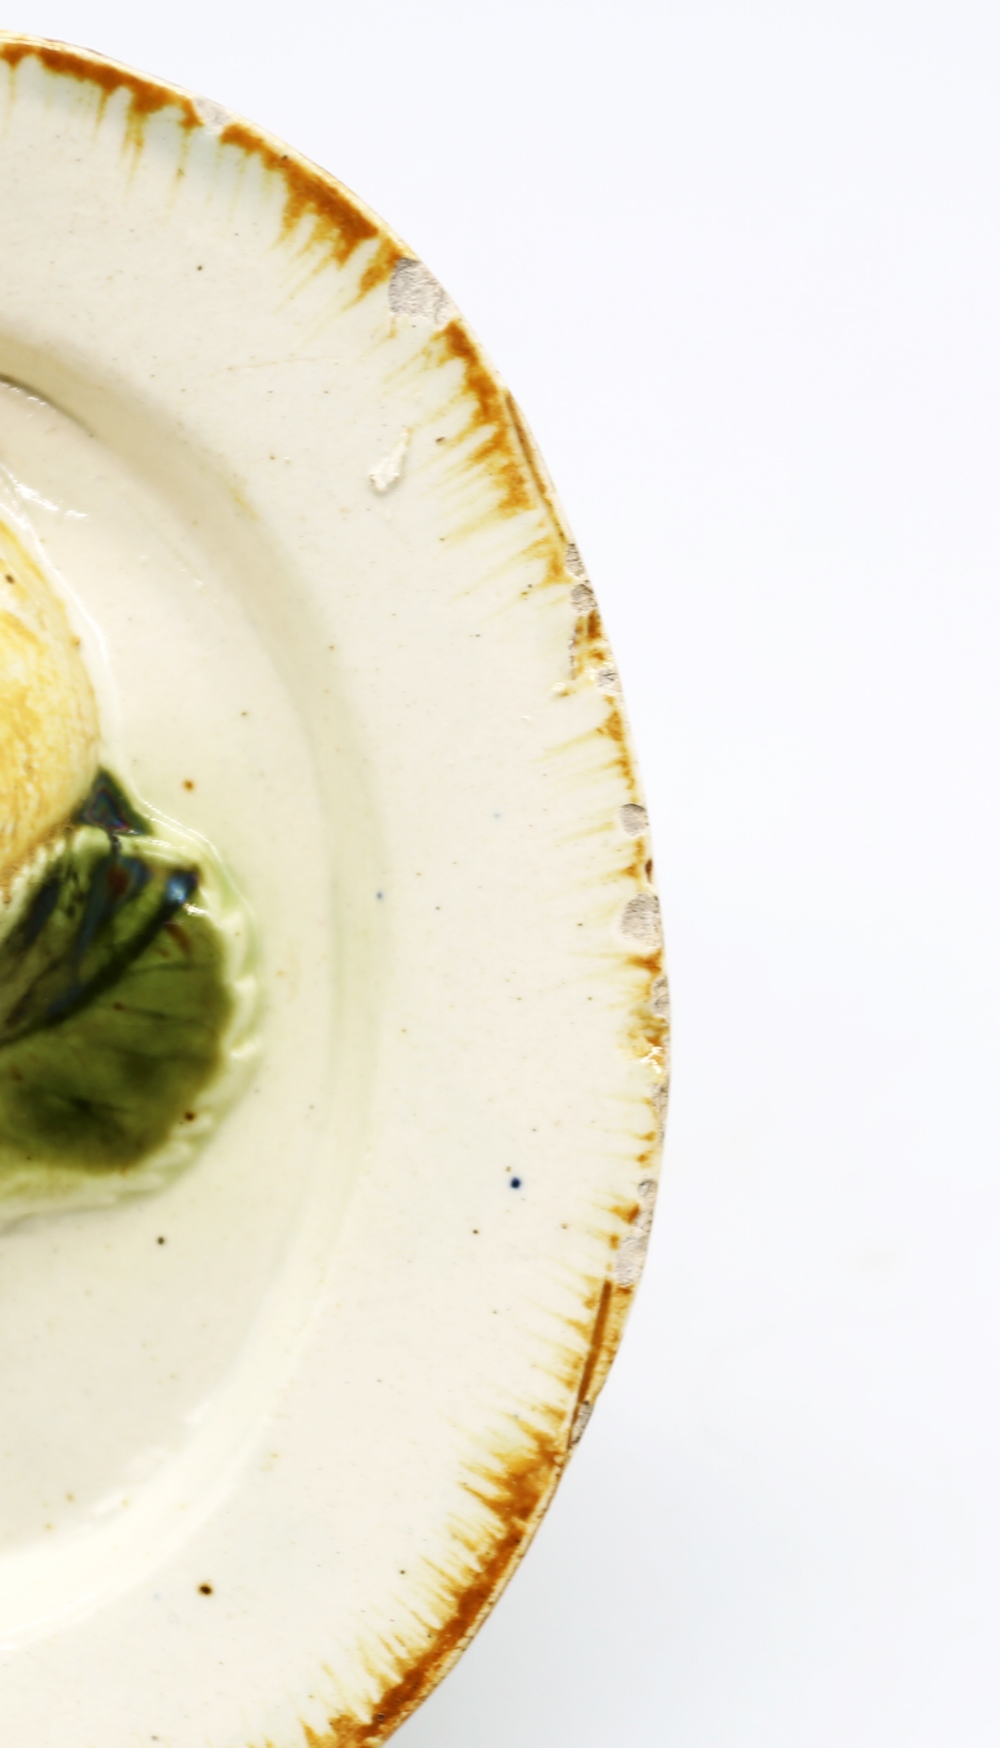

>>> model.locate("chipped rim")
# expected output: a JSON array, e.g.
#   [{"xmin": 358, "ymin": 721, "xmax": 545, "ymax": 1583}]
[{"xmin": 0, "ymin": 33, "xmax": 669, "ymax": 1745}]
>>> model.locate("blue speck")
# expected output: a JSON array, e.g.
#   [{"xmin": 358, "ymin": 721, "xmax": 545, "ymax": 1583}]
[
  {"xmin": 510, "ymin": 1177, "xmax": 522, "ymax": 1190},
  {"xmin": 376, "ymin": 890, "xmax": 384, "ymax": 901}
]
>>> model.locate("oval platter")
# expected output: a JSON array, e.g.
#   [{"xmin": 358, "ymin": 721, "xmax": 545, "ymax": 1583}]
[{"xmin": 0, "ymin": 34, "xmax": 668, "ymax": 1747}]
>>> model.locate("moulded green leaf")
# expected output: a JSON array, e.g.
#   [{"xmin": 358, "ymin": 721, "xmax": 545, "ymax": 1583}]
[
  {"xmin": 0, "ymin": 904, "xmax": 232, "ymax": 1168},
  {"xmin": 0, "ymin": 770, "xmax": 242, "ymax": 1176}
]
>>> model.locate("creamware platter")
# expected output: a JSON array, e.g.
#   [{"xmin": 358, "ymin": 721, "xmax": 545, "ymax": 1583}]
[{"xmin": 0, "ymin": 36, "xmax": 667, "ymax": 1745}]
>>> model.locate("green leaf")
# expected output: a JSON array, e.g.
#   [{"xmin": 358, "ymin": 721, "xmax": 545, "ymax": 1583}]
[
  {"xmin": 0, "ymin": 906, "xmax": 232, "ymax": 1168},
  {"xmin": 0, "ymin": 771, "xmax": 239, "ymax": 1174}
]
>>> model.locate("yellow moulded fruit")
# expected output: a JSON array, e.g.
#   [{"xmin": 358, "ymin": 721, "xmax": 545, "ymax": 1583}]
[{"xmin": 0, "ymin": 516, "xmax": 99, "ymax": 886}]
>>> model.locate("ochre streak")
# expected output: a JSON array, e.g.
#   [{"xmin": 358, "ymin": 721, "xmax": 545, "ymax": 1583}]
[{"xmin": 303, "ymin": 1265, "xmax": 642, "ymax": 1748}]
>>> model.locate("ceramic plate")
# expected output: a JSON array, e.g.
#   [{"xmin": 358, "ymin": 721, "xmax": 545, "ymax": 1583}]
[{"xmin": 0, "ymin": 35, "xmax": 667, "ymax": 1745}]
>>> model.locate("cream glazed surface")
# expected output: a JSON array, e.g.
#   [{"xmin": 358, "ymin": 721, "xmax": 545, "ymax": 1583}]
[{"xmin": 0, "ymin": 35, "xmax": 666, "ymax": 1748}]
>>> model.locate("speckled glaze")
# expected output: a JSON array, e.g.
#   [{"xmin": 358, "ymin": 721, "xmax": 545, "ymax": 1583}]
[{"xmin": 0, "ymin": 35, "xmax": 667, "ymax": 1746}]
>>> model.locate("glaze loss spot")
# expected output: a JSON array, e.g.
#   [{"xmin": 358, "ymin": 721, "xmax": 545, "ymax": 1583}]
[
  {"xmin": 620, "ymin": 893, "xmax": 662, "ymax": 949},
  {"xmin": 565, "ymin": 542, "xmax": 587, "ymax": 579},
  {"xmin": 650, "ymin": 976, "xmax": 670, "ymax": 1021},
  {"xmin": 619, "ymin": 803, "xmax": 648, "ymax": 838},
  {"xmin": 388, "ymin": 258, "xmax": 454, "ymax": 328}
]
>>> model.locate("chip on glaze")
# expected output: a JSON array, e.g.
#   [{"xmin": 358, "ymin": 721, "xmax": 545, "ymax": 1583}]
[{"xmin": 0, "ymin": 517, "xmax": 99, "ymax": 885}]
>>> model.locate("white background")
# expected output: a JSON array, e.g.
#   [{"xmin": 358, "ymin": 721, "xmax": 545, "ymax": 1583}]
[{"xmin": 5, "ymin": 3, "xmax": 999, "ymax": 1743}]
